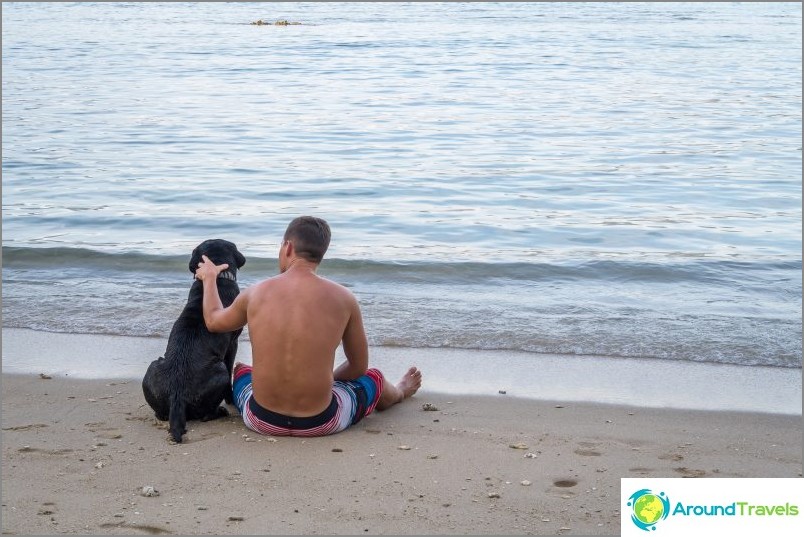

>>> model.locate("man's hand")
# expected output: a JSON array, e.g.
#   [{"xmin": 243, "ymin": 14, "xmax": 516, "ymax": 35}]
[{"xmin": 195, "ymin": 254, "xmax": 229, "ymax": 282}]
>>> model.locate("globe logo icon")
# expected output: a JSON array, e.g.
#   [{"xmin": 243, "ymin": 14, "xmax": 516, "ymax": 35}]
[
  {"xmin": 627, "ymin": 489, "xmax": 670, "ymax": 531},
  {"xmin": 634, "ymin": 494, "xmax": 663, "ymax": 524}
]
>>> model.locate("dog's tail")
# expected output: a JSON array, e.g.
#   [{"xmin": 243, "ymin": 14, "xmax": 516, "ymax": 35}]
[{"xmin": 168, "ymin": 375, "xmax": 187, "ymax": 443}]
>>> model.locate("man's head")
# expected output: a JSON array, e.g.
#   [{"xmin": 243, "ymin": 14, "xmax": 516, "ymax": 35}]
[{"xmin": 281, "ymin": 216, "xmax": 331, "ymax": 267}]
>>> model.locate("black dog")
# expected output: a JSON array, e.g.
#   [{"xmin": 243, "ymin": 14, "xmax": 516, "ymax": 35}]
[{"xmin": 142, "ymin": 239, "xmax": 246, "ymax": 443}]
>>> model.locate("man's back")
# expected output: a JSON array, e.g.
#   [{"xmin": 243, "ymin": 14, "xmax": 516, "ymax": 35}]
[{"xmin": 245, "ymin": 268, "xmax": 361, "ymax": 416}]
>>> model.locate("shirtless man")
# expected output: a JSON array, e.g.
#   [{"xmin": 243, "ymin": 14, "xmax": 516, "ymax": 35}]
[{"xmin": 195, "ymin": 216, "xmax": 422, "ymax": 436}]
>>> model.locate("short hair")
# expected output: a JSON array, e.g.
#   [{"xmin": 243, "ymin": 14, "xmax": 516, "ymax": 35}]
[{"xmin": 283, "ymin": 216, "xmax": 331, "ymax": 264}]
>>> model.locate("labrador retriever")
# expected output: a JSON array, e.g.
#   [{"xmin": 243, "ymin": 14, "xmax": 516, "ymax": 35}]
[{"xmin": 142, "ymin": 239, "xmax": 246, "ymax": 443}]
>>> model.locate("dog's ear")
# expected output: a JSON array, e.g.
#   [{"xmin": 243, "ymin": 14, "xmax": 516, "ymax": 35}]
[
  {"xmin": 189, "ymin": 245, "xmax": 202, "ymax": 274},
  {"xmin": 234, "ymin": 249, "xmax": 246, "ymax": 268}
]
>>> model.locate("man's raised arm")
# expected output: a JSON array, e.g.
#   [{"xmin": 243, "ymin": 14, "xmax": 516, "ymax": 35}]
[{"xmin": 195, "ymin": 254, "xmax": 248, "ymax": 333}]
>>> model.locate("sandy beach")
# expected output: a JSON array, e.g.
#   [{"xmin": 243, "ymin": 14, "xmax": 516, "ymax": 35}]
[{"xmin": 2, "ymin": 335, "xmax": 801, "ymax": 535}]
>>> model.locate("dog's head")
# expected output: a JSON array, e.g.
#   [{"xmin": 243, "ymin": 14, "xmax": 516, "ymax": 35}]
[{"xmin": 189, "ymin": 239, "xmax": 246, "ymax": 278}]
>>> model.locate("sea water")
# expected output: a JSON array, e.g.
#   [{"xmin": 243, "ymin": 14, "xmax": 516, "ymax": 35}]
[{"xmin": 2, "ymin": 4, "xmax": 801, "ymax": 380}]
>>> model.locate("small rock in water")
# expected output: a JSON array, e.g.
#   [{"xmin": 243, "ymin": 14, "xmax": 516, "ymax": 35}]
[
  {"xmin": 250, "ymin": 19, "xmax": 302, "ymax": 26},
  {"xmin": 521, "ymin": 480, "xmax": 532, "ymax": 486},
  {"xmin": 39, "ymin": 373, "xmax": 52, "ymax": 380},
  {"xmin": 331, "ymin": 448, "xmax": 343, "ymax": 453},
  {"xmin": 498, "ymin": 390, "xmax": 507, "ymax": 395},
  {"xmin": 421, "ymin": 403, "xmax": 439, "ymax": 411},
  {"xmin": 228, "ymin": 516, "xmax": 244, "ymax": 522},
  {"xmin": 398, "ymin": 445, "xmax": 412, "ymax": 451},
  {"xmin": 487, "ymin": 492, "xmax": 501, "ymax": 498}
]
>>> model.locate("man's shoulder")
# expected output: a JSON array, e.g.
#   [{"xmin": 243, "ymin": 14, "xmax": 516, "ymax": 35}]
[
  {"xmin": 243, "ymin": 276, "xmax": 281, "ymax": 295},
  {"xmin": 315, "ymin": 275, "xmax": 358, "ymax": 303},
  {"xmin": 318, "ymin": 275, "xmax": 354, "ymax": 294},
  {"xmin": 257, "ymin": 272, "xmax": 352, "ymax": 295}
]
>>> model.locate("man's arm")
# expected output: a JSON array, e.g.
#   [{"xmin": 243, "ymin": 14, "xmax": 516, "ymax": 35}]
[
  {"xmin": 333, "ymin": 293, "xmax": 369, "ymax": 381},
  {"xmin": 196, "ymin": 254, "xmax": 248, "ymax": 333}
]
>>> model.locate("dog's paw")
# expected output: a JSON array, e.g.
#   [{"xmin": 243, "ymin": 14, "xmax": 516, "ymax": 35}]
[
  {"xmin": 200, "ymin": 406, "xmax": 230, "ymax": 422},
  {"xmin": 168, "ymin": 428, "xmax": 186, "ymax": 443}
]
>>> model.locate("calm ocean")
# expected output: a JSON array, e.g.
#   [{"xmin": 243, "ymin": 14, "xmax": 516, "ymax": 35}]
[{"xmin": 3, "ymin": 3, "xmax": 801, "ymax": 371}]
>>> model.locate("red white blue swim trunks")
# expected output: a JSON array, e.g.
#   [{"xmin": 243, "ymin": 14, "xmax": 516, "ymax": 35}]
[{"xmin": 232, "ymin": 363, "xmax": 384, "ymax": 437}]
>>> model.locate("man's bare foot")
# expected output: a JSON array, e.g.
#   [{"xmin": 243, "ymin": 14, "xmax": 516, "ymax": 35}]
[
  {"xmin": 376, "ymin": 366, "xmax": 423, "ymax": 410},
  {"xmin": 397, "ymin": 367, "xmax": 422, "ymax": 399}
]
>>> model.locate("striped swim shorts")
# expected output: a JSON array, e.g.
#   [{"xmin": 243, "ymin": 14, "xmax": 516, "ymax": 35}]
[{"xmin": 232, "ymin": 363, "xmax": 384, "ymax": 437}]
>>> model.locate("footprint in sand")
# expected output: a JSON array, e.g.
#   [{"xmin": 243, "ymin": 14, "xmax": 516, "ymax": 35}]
[
  {"xmin": 99, "ymin": 522, "xmax": 171, "ymax": 535},
  {"xmin": 551, "ymin": 479, "xmax": 579, "ymax": 499},
  {"xmin": 37, "ymin": 503, "xmax": 56, "ymax": 516},
  {"xmin": 574, "ymin": 441, "xmax": 603, "ymax": 457},
  {"xmin": 96, "ymin": 431, "xmax": 124, "ymax": 440},
  {"xmin": 17, "ymin": 446, "xmax": 73, "ymax": 455},
  {"xmin": 125, "ymin": 414, "xmax": 154, "ymax": 422},
  {"xmin": 674, "ymin": 467, "xmax": 706, "ymax": 478},
  {"xmin": 659, "ymin": 453, "xmax": 684, "ymax": 462},
  {"xmin": 628, "ymin": 467, "xmax": 654, "ymax": 475},
  {"xmin": 2, "ymin": 423, "xmax": 48, "ymax": 431}
]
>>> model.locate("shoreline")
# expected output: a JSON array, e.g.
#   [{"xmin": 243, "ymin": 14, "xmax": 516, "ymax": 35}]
[
  {"xmin": 2, "ymin": 328, "xmax": 801, "ymax": 415},
  {"xmin": 2, "ymin": 372, "xmax": 801, "ymax": 535}
]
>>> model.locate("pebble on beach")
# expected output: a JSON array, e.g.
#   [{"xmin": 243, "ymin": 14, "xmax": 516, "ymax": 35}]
[
  {"xmin": 421, "ymin": 403, "xmax": 439, "ymax": 411},
  {"xmin": 140, "ymin": 486, "xmax": 159, "ymax": 497},
  {"xmin": 509, "ymin": 442, "xmax": 529, "ymax": 450}
]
